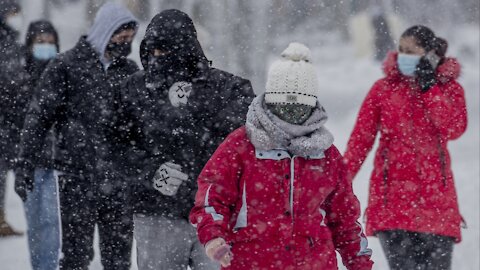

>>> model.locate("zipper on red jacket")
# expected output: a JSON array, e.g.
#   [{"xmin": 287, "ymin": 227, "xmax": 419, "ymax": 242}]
[{"xmin": 289, "ymin": 156, "xmax": 296, "ymax": 219}]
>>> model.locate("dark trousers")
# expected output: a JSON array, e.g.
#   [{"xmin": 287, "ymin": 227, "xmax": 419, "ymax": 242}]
[
  {"xmin": 377, "ymin": 230, "xmax": 454, "ymax": 270},
  {"xmin": 58, "ymin": 173, "xmax": 133, "ymax": 270}
]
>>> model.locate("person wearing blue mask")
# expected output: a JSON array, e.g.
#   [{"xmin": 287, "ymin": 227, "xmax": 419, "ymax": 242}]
[
  {"xmin": 25, "ymin": 20, "xmax": 59, "ymax": 85},
  {"xmin": 344, "ymin": 25, "xmax": 467, "ymax": 270},
  {"xmin": 20, "ymin": 20, "xmax": 61, "ymax": 270}
]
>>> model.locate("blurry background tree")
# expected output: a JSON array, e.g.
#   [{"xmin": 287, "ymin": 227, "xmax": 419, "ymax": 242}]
[
  {"xmin": 86, "ymin": 0, "xmax": 106, "ymax": 23},
  {"xmin": 18, "ymin": 0, "xmax": 480, "ymax": 91},
  {"xmin": 125, "ymin": 0, "xmax": 150, "ymax": 21}
]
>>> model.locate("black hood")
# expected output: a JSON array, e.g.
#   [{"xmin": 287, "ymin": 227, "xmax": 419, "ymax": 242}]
[
  {"xmin": 140, "ymin": 9, "xmax": 208, "ymax": 72},
  {"xmin": 25, "ymin": 20, "xmax": 60, "ymax": 58},
  {"xmin": 25, "ymin": 20, "xmax": 59, "ymax": 50},
  {"xmin": 25, "ymin": 20, "xmax": 59, "ymax": 71}
]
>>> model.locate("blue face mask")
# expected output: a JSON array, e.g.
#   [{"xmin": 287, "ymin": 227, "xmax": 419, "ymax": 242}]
[
  {"xmin": 32, "ymin": 43, "xmax": 58, "ymax": 60},
  {"xmin": 397, "ymin": 53, "xmax": 421, "ymax": 76}
]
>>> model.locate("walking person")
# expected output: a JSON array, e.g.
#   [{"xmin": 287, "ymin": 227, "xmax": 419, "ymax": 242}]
[
  {"xmin": 344, "ymin": 25, "xmax": 467, "ymax": 270},
  {"xmin": 190, "ymin": 43, "xmax": 374, "ymax": 270},
  {"xmin": 21, "ymin": 20, "xmax": 61, "ymax": 270},
  {"xmin": 113, "ymin": 9, "xmax": 254, "ymax": 270},
  {"xmin": 0, "ymin": 0, "xmax": 25, "ymax": 237},
  {"xmin": 15, "ymin": 3, "xmax": 139, "ymax": 269}
]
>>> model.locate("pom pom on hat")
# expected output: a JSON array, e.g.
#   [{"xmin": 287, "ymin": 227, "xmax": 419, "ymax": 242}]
[
  {"xmin": 265, "ymin": 42, "xmax": 319, "ymax": 107},
  {"xmin": 280, "ymin": 42, "xmax": 312, "ymax": 62}
]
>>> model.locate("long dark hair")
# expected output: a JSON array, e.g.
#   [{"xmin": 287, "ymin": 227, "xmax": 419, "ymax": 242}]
[{"xmin": 401, "ymin": 25, "xmax": 448, "ymax": 57}]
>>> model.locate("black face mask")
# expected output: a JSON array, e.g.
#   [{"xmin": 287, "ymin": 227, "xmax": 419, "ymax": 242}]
[
  {"xmin": 106, "ymin": 41, "xmax": 132, "ymax": 60},
  {"xmin": 145, "ymin": 54, "xmax": 192, "ymax": 90},
  {"xmin": 267, "ymin": 104, "xmax": 314, "ymax": 125}
]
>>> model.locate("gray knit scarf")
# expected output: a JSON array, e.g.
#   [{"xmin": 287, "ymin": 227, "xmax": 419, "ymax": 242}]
[{"xmin": 246, "ymin": 94, "xmax": 334, "ymax": 157}]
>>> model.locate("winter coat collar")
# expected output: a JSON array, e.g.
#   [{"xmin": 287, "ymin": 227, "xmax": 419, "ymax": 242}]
[
  {"xmin": 246, "ymin": 94, "xmax": 334, "ymax": 157},
  {"xmin": 383, "ymin": 51, "xmax": 461, "ymax": 84}
]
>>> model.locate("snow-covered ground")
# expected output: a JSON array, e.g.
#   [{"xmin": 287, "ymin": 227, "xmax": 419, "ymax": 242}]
[{"xmin": 1, "ymin": 2, "xmax": 479, "ymax": 269}]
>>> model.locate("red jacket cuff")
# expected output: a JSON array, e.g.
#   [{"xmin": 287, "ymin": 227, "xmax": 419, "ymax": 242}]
[{"xmin": 198, "ymin": 224, "xmax": 226, "ymax": 246}]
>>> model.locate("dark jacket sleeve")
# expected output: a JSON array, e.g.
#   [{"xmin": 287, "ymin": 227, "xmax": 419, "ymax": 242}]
[
  {"xmin": 114, "ymin": 73, "xmax": 157, "ymax": 181},
  {"xmin": 195, "ymin": 70, "xmax": 254, "ymax": 160},
  {"xmin": 211, "ymin": 71, "xmax": 254, "ymax": 144},
  {"xmin": 19, "ymin": 58, "xmax": 68, "ymax": 167}
]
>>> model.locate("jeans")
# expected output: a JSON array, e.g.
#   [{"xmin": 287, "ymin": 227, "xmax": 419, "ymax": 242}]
[
  {"xmin": 24, "ymin": 168, "xmax": 61, "ymax": 270},
  {"xmin": 134, "ymin": 214, "xmax": 219, "ymax": 270},
  {"xmin": 377, "ymin": 229, "xmax": 454, "ymax": 270}
]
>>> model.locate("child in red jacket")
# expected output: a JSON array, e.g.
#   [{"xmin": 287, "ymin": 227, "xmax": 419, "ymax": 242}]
[
  {"xmin": 190, "ymin": 43, "xmax": 373, "ymax": 270},
  {"xmin": 344, "ymin": 25, "xmax": 467, "ymax": 270}
]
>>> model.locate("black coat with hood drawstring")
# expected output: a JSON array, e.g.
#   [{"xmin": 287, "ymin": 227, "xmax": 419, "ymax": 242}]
[
  {"xmin": 115, "ymin": 9, "xmax": 254, "ymax": 219},
  {"xmin": 21, "ymin": 20, "xmax": 60, "ymax": 169}
]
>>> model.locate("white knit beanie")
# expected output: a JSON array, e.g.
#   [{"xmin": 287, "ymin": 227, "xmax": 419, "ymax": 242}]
[{"xmin": 265, "ymin": 42, "xmax": 319, "ymax": 107}]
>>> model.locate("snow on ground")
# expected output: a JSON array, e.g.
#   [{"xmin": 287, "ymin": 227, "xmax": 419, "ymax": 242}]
[{"xmin": 0, "ymin": 3, "xmax": 478, "ymax": 269}]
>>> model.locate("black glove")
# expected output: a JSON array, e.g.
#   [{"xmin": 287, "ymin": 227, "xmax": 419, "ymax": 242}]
[
  {"xmin": 14, "ymin": 161, "xmax": 35, "ymax": 202},
  {"xmin": 415, "ymin": 57, "xmax": 437, "ymax": 93}
]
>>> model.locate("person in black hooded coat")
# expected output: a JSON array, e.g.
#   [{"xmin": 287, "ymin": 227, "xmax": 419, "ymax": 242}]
[
  {"xmin": 23, "ymin": 20, "xmax": 59, "ymax": 166},
  {"xmin": 114, "ymin": 9, "xmax": 254, "ymax": 269},
  {"xmin": 16, "ymin": 3, "xmax": 139, "ymax": 270},
  {"xmin": 21, "ymin": 19, "xmax": 63, "ymax": 270}
]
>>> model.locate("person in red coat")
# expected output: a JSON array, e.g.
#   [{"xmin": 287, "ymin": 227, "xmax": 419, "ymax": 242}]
[
  {"xmin": 344, "ymin": 25, "xmax": 468, "ymax": 270},
  {"xmin": 190, "ymin": 42, "xmax": 374, "ymax": 270}
]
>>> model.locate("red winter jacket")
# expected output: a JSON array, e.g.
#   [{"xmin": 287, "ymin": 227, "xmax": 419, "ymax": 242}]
[
  {"xmin": 191, "ymin": 127, "xmax": 373, "ymax": 270},
  {"xmin": 344, "ymin": 52, "xmax": 467, "ymax": 242}
]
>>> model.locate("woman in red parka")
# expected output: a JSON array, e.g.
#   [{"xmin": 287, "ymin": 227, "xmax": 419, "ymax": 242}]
[
  {"xmin": 344, "ymin": 25, "xmax": 467, "ymax": 270},
  {"xmin": 190, "ymin": 43, "xmax": 374, "ymax": 270}
]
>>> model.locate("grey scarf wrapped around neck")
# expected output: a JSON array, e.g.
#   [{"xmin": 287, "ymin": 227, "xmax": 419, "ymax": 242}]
[{"xmin": 246, "ymin": 94, "xmax": 334, "ymax": 157}]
